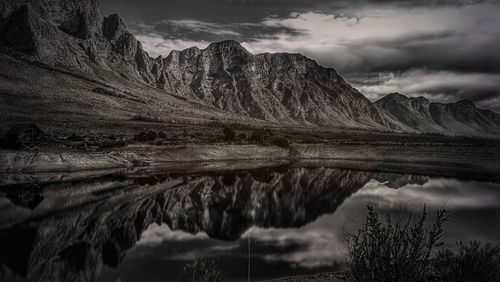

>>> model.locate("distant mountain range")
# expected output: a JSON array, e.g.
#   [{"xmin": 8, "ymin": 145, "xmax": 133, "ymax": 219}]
[{"xmin": 1, "ymin": 0, "xmax": 499, "ymax": 137}]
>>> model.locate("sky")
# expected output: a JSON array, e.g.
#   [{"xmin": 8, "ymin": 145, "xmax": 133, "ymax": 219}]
[{"xmin": 102, "ymin": 0, "xmax": 500, "ymax": 113}]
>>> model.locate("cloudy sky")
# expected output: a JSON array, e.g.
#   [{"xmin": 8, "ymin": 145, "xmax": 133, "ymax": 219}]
[{"xmin": 102, "ymin": 0, "xmax": 500, "ymax": 112}]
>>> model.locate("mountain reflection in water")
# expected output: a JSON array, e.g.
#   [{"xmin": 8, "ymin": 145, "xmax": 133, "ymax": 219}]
[{"xmin": 0, "ymin": 165, "xmax": 499, "ymax": 282}]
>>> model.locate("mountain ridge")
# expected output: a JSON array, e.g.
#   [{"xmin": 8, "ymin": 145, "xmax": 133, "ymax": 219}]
[
  {"xmin": 1, "ymin": 0, "xmax": 499, "ymax": 137},
  {"xmin": 375, "ymin": 93, "xmax": 500, "ymax": 136}
]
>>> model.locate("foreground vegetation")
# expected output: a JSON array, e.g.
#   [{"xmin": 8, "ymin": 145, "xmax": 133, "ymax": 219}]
[
  {"xmin": 346, "ymin": 206, "xmax": 500, "ymax": 282},
  {"xmin": 182, "ymin": 207, "xmax": 500, "ymax": 282}
]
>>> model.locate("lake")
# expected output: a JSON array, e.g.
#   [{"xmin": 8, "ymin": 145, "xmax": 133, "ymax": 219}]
[{"xmin": 1, "ymin": 164, "xmax": 499, "ymax": 281}]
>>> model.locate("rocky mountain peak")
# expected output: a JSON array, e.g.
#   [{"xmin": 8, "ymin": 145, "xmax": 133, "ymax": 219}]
[
  {"xmin": 455, "ymin": 99, "xmax": 476, "ymax": 108},
  {"xmin": 205, "ymin": 40, "xmax": 252, "ymax": 61},
  {"xmin": 207, "ymin": 40, "xmax": 247, "ymax": 51},
  {"xmin": 103, "ymin": 13, "xmax": 128, "ymax": 41},
  {"xmin": 379, "ymin": 93, "xmax": 410, "ymax": 102},
  {"xmin": 377, "ymin": 93, "xmax": 431, "ymax": 107},
  {"xmin": 167, "ymin": 46, "xmax": 201, "ymax": 61},
  {"xmin": 375, "ymin": 92, "xmax": 500, "ymax": 136}
]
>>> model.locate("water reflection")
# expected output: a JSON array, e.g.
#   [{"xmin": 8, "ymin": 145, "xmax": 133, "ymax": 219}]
[{"xmin": 0, "ymin": 165, "xmax": 499, "ymax": 281}]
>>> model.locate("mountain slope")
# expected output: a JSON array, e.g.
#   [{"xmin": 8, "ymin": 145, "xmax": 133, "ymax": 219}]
[{"xmin": 375, "ymin": 93, "xmax": 500, "ymax": 137}]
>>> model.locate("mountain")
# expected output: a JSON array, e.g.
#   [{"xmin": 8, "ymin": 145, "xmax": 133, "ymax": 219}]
[
  {"xmin": 0, "ymin": 1, "xmax": 393, "ymax": 129},
  {"xmin": 375, "ymin": 93, "xmax": 500, "ymax": 137},
  {"xmin": 1, "ymin": 0, "xmax": 499, "ymax": 137},
  {"xmin": 156, "ymin": 40, "xmax": 400, "ymax": 128},
  {"xmin": 0, "ymin": 0, "xmax": 273, "ymax": 136},
  {"xmin": 0, "ymin": 0, "xmax": 402, "ymax": 131}
]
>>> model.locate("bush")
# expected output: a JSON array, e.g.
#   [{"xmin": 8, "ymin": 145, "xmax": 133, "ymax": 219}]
[
  {"xmin": 346, "ymin": 206, "xmax": 500, "ymax": 282},
  {"xmin": 68, "ymin": 133, "xmax": 83, "ymax": 142},
  {"xmin": 146, "ymin": 131, "xmax": 157, "ymax": 141},
  {"xmin": 134, "ymin": 131, "xmax": 158, "ymax": 142},
  {"xmin": 238, "ymin": 133, "xmax": 247, "ymax": 140},
  {"xmin": 182, "ymin": 257, "xmax": 223, "ymax": 282},
  {"xmin": 431, "ymin": 241, "xmax": 500, "ymax": 282},
  {"xmin": 223, "ymin": 127, "xmax": 235, "ymax": 141},
  {"xmin": 130, "ymin": 114, "xmax": 165, "ymax": 123},
  {"xmin": 272, "ymin": 137, "xmax": 290, "ymax": 148},
  {"xmin": 346, "ymin": 206, "xmax": 449, "ymax": 282},
  {"xmin": 99, "ymin": 139, "xmax": 126, "ymax": 149},
  {"xmin": 249, "ymin": 128, "xmax": 273, "ymax": 144}
]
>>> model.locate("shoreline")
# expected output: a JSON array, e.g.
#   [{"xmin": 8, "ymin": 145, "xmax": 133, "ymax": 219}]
[{"xmin": 1, "ymin": 143, "xmax": 500, "ymax": 183}]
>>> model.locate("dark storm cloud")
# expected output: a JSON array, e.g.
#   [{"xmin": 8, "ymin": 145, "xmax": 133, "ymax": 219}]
[
  {"xmin": 102, "ymin": 0, "xmax": 490, "ymax": 24},
  {"xmin": 102, "ymin": 0, "xmax": 500, "ymax": 113},
  {"xmin": 338, "ymin": 31, "xmax": 500, "ymax": 74},
  {"xmin": 130, "ymin": 19, "xmax": 304, "ymax": 44},
  {"xmin": 102, "ymin": 0, "xmax": 329, "ymax": 23}
]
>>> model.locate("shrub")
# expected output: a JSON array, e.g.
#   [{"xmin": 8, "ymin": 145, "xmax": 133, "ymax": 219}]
[
  {"xmin": 182, "ymin": 257, "xmax": 223, "ymax": 282},
  {"xmin": 346, "ymin": 206, "xmax": 449, "ymax": 282},
  {"xmin": 68, "ymin": 133, "xmax": 83, "ymax": 142},
  {"xmin": 346, "ymin": 206, "xmax": 500, "ymax": 282},
  {"xmin": 249, "ymin": 128, "xmax": 273, "ymax": 144},
  {"xmin": 130, "ymin": 114, "xmax": 165, "ymax": 123},
  {"xmin": 272, "ymin": 137, "xmax": 290, "ymax": 148},
  {"xmin": 134, "ymin": 131, "xmax": 158, "ymax": 142},
  {"xmin": 146, "ymin": 131, "xmax": 157, "ymax": 141},
  {"xmin": 134, "ymin": 132, "xmax": 143, "ymax": 141},
  {"xmin": 430, "ymin": 240, "xmax": 500, "ymax": 282},
  {"xmin": 238, "ymin": 133, "xmax": 247, "ymax": 140},
  {"xmin": 223, "ymin": 127, "xmax": 235, "ymax": 141},
  {"xmin": 100, "ymin": 139, "xmax": 126, "ymax": 149}
]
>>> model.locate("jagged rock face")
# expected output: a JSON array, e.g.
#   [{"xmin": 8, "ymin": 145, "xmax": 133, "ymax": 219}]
[
  {"xmin": 375, "ymin": 93, "xmax": 500, "ymax": 137},
  {"xmin": 0, "ymin": 1, "xmax": 152, "ymax": 81},
  {"xmin": 155, "ymin": 41, "xmax": 395, "ymax": 128},
  {"xmin": 0, "ymin": 0, "xmax": 109, "ymax": 70},
  {"xmin": 1, "ymin": 0, "xmax": 103, "ymax": 39},
  {"xmin": 102, "ymin": 13, "xmax": 156, "ymax": 83}
]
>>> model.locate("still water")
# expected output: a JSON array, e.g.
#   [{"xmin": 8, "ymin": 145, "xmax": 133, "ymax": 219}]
[{"xmin": 0, "ymin": 165, "xmax": 499, "ymax": 281}]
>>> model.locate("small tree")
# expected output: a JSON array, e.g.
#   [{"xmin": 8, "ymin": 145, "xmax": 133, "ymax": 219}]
[{"xmin": 223, "ymin": 127, "xmax": 235, "ymax": 141}]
